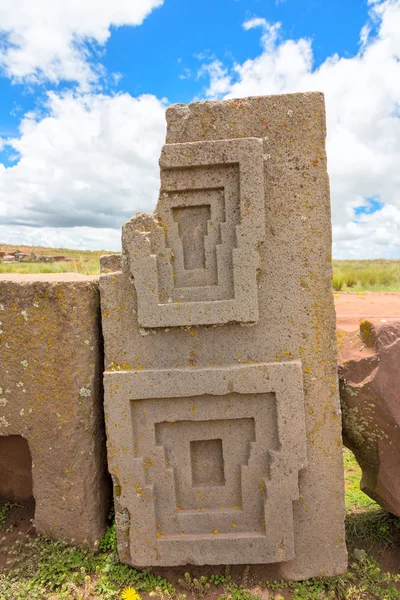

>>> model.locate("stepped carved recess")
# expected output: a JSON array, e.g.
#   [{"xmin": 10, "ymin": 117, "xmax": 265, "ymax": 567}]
[
  {"xmin": 123, "ymin": 138, "xmax": 265, "ymax": 328},
  {"xmin": 104, "ymin": 362, "xmax": 307, "ymax": 566}
]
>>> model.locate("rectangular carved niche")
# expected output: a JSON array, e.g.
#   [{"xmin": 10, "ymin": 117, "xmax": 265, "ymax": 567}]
[
  {"xmin": 123, "ymin": 137, "xmax": 265, "ymax": 327},
  {"xmin": 104, "ymin": 361, "xmax": 307, "ymax": 566},
  {"xmin": 190, "ymin": 438, "xmax": 226, "ymax": 487}
]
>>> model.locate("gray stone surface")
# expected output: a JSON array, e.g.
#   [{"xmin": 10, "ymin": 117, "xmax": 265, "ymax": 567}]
[
  {"xmin": 100, "ymin": 92, "xmax": 347, "ymax": 579},
  {"xmin": 104, "ymin": 362, "xmax": 307, "ymax": 566},
  {"xmin": 0, "ymin": 274, "xmax": 110, "ymax": 547},
  {"xmin": 124, "ymin": 138, "xmax": 265, "ymax": 327}
]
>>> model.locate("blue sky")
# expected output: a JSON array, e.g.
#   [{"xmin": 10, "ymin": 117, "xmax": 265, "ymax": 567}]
[
  {"xmin": 0, "ymin": 0, "xmax": 371, "ymax": 127},
  {"xmin": 103, "ymin": 0, "xmax": 371, "ymax": 102},
  {"xmin": 0, "ymin": 0, "xmax": 399, "ymax": 257}
]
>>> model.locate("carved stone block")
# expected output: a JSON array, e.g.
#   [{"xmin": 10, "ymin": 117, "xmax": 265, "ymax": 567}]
[
  {"xmin": 0, "ymin": 274, "xmax": 110, "ymax": 547},
  {"xmin": 100, "ymin": 93, "xmax": 348, "ymax": 579},
  {"xmin": 123, "ymin": 138, "xmax": 265, "ymax": 327},
  {"xmin": 104, "ymin": 362, "xmax": 307, "ymax": 566}
]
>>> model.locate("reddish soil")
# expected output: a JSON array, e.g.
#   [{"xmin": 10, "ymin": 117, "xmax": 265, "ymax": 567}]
[
  {"xmin": 335, "ymin": 292, "xmax": 400, "ymax": 364},
  {"xmin": 335, "ymin": 292, "xmax": 400, "ymax": 332}
]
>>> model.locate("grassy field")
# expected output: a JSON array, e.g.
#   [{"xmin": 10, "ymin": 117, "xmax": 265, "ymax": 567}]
[
  {"xmin": 2, "ymin": 245, "xmax": 400, "ymax": 291},
  {"xmin": 332, "ymin": 260, "xmax": 400, "ymax": 292},
  {"xmin": 0, "ymin": 245, "xmax": 105, "ymax": 276},
  {"xmin": 1, "ymin": 449, "xmax": 400, "ymax": 599}
]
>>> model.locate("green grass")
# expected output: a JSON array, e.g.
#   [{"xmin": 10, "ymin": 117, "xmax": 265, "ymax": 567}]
[
  {"xmin": 343, "ymin": 449, "xmax": 400, "ymax": 552},
  {"xmin": 0, "ymin": 534, "xmax": 176, "ymax": 599},
  {"xmin": 2, "ymin": 244, "xmax": 400, "ymax": 291},
  {"xmin": 343, "ymin": 449, "xmax": 376, "ymax": 512},
  {"xmin": 0, "ymin": 244, "xmax": 104, "ymax": 276},
  {"xmin": 332, "ymin": 260, "xmax": 400, "ymax": 292},
  {"xmin": 1, "ymin": 449, "xmax": 400, "ymax": 599},
  {"xmin": 0, "ymin": 258, "xmax": 100, "ymax": 275}
]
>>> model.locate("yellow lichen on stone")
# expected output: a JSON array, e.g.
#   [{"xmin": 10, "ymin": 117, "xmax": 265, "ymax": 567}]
[{"xmin": 359, "ymin": 319, "xmax": 374, "ymax": 348}]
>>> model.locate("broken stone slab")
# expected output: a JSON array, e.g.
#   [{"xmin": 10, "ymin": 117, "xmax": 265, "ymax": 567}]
[
  {"xmin": 100, "ymin": 92, "xmax": 347, "ymax": 579},
  {"xmin": 338, "ymin": 318, "xmax": 400, "ymax": 517},
  {"xmin": 0, "ymin": 273, "xmax": 110, "ymax": 547}
]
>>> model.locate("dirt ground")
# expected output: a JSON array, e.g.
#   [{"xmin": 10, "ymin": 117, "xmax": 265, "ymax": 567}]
[
  {"xmin": 0, "ymin": 499, "xmax": 35, "ymax": 570},
  {"xmin": 335, "ymin": 291, "xmax": 400, "ymax": 331}
]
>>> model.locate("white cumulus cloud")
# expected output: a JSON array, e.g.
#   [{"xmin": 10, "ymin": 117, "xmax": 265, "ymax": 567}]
[
  {"xmin": 0, "ymin": 91, "xmax": 166, "ymax": 250},
  {"xmin": 0, "ymin": 0, "xmax": 164, "ymax": 88},
  {"xmin": 199, "ymin": 0, "xmax": 400, "ymax": 258},
  {"xmin": 1, "ymin": 0, "xmax": 400, "ymax": 256}
]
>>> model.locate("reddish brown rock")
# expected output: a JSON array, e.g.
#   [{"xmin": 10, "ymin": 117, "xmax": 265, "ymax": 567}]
[{"xmin": 338, "ymin": 318, "xmax": 400, "ymax": 516}]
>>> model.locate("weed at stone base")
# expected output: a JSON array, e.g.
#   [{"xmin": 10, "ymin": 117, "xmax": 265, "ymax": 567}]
[
  {"xmin": 179, "ymin": 568, "xmax": 261, "ymax": 600},
  {"xmin": 0, "ymin": 502, "xmax": 18, "ymax": 529},
  {"xmin": 150, "ymin": 586, "xmax": 186, "ymax": 600},
  {"xmin": 100, "ymin": 507, "xmax": 117, "ymax": 553},
  {"xmin": 217, "ymin": 583, "xmax": 261, "ymax": 600},
  {"xmin": 179, "ymin": 572, "xmax": 210, "ymax": 597},
  {"xmin": 348, "ymin": 550, "xmax": 400, "ymax": 599},
  {"xmin": 66, "ymin": 568, "xmax": 97, "ymax": 599}
]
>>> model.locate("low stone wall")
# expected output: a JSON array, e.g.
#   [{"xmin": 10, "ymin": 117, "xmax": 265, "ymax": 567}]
[{"xmin": 0, "ymin": 274, "xmax": 110, "ymax": 547}]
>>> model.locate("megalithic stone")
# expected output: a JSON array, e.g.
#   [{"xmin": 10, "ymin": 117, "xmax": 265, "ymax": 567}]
[
  {"xmin": 100, "ymin": 93, "xmax": 348, "ymax": 580},
  {"xmin": 0, "ymin": 273, "xmax": 110, "ymax": 547}
]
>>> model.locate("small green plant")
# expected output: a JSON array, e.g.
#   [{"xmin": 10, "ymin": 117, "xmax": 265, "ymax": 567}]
[
  {"xmin": 0, "ymin": 502, "xmax": 17, "ymax": 529},
  {"xmin": 150, "ymin": 587, "xmax": 186, "ymax": 600},
  {"xmin": 67, "ymin": 568, "xmax": 97, "ymax": 599},
  {"xmin": 100, "ymin": 520, "xmax": 117, "ymax": 552},
  {"xmin": 100, "ymin": 507, "xmax": 117, "ymax": 553},
  {"xmin": 178, "ymin": 572, "xmax": 211, "ymax": 597},
  {"xmin": 344, "ymin": 272, "xmax": 357, "ymax": 288},
  {"xmin": 217, "ymin": 583, "xmax": 261, "ymax": 600}
]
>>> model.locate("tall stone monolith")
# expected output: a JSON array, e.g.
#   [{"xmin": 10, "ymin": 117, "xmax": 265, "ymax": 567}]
[{"xmin": 100, "ymin": 93, "xmax": 347, "ymax": 580}]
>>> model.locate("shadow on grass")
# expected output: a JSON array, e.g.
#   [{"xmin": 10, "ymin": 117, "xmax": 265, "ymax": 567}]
[{"xmin": 346, "ymin": 507, "xmax": 400, "ymax": 551}]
